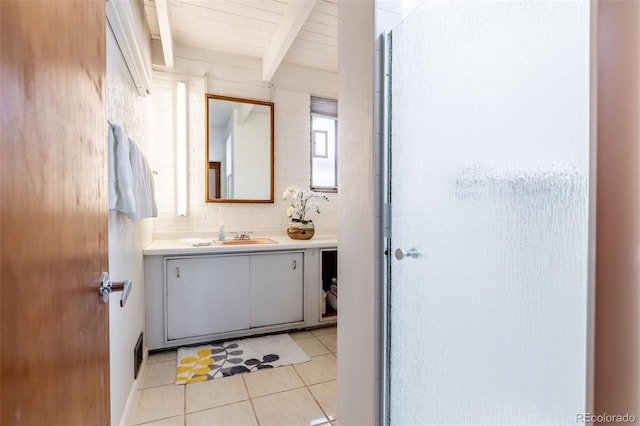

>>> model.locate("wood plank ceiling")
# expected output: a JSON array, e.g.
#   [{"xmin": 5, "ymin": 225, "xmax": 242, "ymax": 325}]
[{"xmin": 143, "ymin": 0, "xmax": 337, "ymax": 81}]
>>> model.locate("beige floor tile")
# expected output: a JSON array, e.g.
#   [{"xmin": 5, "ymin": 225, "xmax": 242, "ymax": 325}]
[
  {"xmin": 186, "ymin": 375, "xmax": 248, "ymax": 413},
  {"xmin": 186, "ymin": 400, "xmax": 258, "ymax": 426},
  {"xmin": 309, "ymin": 380, "xmax": 337, "ymax": 422},
  {"xmin": 242, "ymin": 365, "xmax": 305, "ymax": 398},
  {"xmin": 129, "ymin": 384, "xmax": 184, "ymax": 425},
  {"xmin": 288, "ymin": 330, "xmax": 314, "ymax": 340},
  {"xmin": 332, "ymin": 420, "xmax": 341, "ymax": 426},
  {"xmin": 296, "ymin": 337, "xmax": 331, "ymax": 357},
  {"xmin": 148, "ymin": 350, "xmax": 177, "ymax": 364},
  {"xmin": 252, "ymin": 388, "xmax": 328, "ymax": 426},
  {"xmin": 138, "ymin": 415, "xmax": 184, "ymax": 426},
  {"xmin": 293, "ymin": 354, "xmax": 337, "ymax": 385},
  {"xmin": 140, "ymin": 360, "xmax": 177, "ymax": 389},
  {"xmin": 317, "ymin": 334, "xmax": 337, "ymax": 353},
  {"xmin": 310, "ymin": 326, "xmax": 336, "ymax": 337}
]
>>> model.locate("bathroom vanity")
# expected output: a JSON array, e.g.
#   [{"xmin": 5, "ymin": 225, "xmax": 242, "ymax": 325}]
[{"xmin": 144, "ymin": 236, "xmax": 337, "ymax": 350}]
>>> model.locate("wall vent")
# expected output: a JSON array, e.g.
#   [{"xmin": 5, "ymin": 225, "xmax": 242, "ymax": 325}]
[{"xmin": 134, "ymin": 332, "xmax": 143, "ymax": 379}]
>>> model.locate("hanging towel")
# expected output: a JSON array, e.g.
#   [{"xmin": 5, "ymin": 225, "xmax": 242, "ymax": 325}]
[
  {"xmin": 107, "ymin": 122, "xmax": 118, "ymax": 210},
  {"xmin": 127, "ymin": 140, "xmax": 158, "ymax": 221},
  {"xmin": 107, "ymin": 121, "xmax": 157, "ymax": 221},
  {"xmin": 109, "ymin": 122, "xmax": 136, "ymax": 214}
]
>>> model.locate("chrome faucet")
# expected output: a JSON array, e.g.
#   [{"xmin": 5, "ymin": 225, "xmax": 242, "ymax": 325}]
[{"xmin": 234, "ymin": 231, "xmax": 251, "ymax": 240}]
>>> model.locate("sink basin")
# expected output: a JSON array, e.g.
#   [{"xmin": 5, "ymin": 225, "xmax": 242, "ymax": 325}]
[{"xmin": 216, "ymin": 238, "xmax": 278, "ymax": 245}]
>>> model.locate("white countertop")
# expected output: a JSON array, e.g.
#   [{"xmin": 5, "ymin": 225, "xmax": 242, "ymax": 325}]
[{"xmin": 144, "ymin": 235, "xmax": 338, "ymax": 256}]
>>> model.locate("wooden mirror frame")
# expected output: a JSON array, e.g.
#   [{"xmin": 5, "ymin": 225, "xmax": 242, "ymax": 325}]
[{"xmin": 205, "ymin": 94, "xmax": 274, "ymax": 203}]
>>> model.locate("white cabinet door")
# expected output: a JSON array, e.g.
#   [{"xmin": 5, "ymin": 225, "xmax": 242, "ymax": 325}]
[
  {"xmin": 166, "ymin": 256, "xmax": 250, "ymax": 340},
  {"xmin": 250, "ymin": 252, "xmax": 304, "ymax": 328}
]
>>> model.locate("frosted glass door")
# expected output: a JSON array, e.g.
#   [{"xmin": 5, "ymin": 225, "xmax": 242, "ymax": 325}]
[{"xmin": 387, "ymin": 1, "xmax": 592, "ymax": 425}]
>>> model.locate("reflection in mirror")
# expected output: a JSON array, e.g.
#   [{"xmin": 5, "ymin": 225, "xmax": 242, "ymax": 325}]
[{"xmin": 205, "ymin": 94, "xmax": 274, "ymax": 203}]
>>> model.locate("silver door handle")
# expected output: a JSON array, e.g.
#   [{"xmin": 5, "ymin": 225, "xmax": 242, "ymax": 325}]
[
  {"xmin": 99, "ymin": 272, "xmax": 132, "ymax": 307},
  {"xmin": 394, "ymin": 248, "xmax": 421, "ymax": 260}
]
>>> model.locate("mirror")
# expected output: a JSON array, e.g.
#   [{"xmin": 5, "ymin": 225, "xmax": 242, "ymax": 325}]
[{"xmin": 205, "ymin": 94, "xmax": 274, "ymax": 203}]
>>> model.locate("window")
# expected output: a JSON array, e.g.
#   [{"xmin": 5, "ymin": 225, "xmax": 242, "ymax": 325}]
[{"xmin": 310, "ymin": 96, "xmax": 338, "ymax": 192}]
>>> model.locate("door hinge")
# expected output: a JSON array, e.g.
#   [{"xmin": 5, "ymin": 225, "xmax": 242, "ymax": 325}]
[{"xmin": 384, "ymin": 203, "xmax": 391, "ymax": 238}]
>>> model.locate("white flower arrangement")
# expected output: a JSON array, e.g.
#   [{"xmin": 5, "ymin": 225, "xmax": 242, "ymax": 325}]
[{"xmin": 282, "ymin": 185, "xmax": 329, "ymax": 224}]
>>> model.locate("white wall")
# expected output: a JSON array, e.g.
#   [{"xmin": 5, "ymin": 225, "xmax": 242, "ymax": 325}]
[
  {"xmin": 209, "ymin": 127, "xmax": 225, "ymax": 162},
  {"xmin": 337, "ymin": 0, "xmax": 403, "ymax": 423},
  {"xmin": 232, "ymin": 109, "xmax": 270, "ymax": 199},
  {"xmin": 337, "ymin": 1, "xmax": 376, "ymax": 424},
  {"xmin": 150, "ymin": 44, "xmax": 339, "ymax": 237},
  {"xmin": 106, "ymin": 22, "xmax": 153, "ymax": 426}
]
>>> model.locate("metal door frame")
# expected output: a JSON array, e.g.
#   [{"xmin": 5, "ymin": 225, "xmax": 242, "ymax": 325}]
[{"xmin": 380, "ymin": 30, "xmax": 393, "ymax": 426}]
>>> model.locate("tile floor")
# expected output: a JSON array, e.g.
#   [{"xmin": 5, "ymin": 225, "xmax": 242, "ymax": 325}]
[{"xmin": 129, "ymin": 326, "xmax": 338, "ymax": 426}]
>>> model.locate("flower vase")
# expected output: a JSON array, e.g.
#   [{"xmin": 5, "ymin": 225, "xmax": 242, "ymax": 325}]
[{"xmin": 287, "ymin": 220, "xmax": 315, "ymax": 240}]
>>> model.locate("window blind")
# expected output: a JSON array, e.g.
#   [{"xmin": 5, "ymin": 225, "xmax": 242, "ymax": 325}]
[{"xmin": 310, "ymin": 96, "xmax": 338, "ymax": 118}]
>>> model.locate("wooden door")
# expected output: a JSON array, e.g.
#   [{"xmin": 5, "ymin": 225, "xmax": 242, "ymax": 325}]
[
  {"xmin": 1, "ymin": 2, "xmax": 109, "ymax": 425},
  {"xmin": 208, "ymin": 161, "xmax": 221, "ymax": 199}
]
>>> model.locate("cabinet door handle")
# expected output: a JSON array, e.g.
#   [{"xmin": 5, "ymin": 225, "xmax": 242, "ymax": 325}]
[
  {"xmin": 293, "ymin": 260, "xmax": 297, "ymax": 270},
  {"xmin": 176, "ymin": 267, "xmax": 180, "ymax": 278}
]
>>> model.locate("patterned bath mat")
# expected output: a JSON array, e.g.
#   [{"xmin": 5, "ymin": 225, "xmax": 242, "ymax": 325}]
[{"xmin": 175, "ymin": 333, "xmax": 310, "ymax": 384}]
